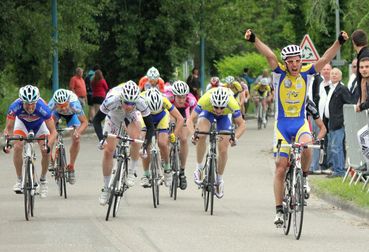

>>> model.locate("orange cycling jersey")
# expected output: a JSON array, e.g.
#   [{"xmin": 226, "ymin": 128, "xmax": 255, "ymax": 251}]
[{"xmin": 138, "ymin": 76, "xmax": 165, "ymax": 93}]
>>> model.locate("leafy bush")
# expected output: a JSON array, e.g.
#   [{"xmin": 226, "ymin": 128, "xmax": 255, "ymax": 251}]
[{"xmin": 215, "ymin": 52, "xmax": 271, "ymax": 79}]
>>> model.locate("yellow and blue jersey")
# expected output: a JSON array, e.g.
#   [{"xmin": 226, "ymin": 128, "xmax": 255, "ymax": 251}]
[
  {"xmin": 272, "ymin": 63, "xmax": 316, "ymax": 120},
  {"xmin": 194, "ymin": 89, "xmax": 241, "ymax": 118}
]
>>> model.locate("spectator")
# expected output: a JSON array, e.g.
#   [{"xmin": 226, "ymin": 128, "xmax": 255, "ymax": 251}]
[
  {"xmin": 69, "ymin": 67, "xmax": 87, "ymax": 108},
  {"xmin": 352, "ymin": 29, "xmax": 369, "ymax": 106},
  {"xmin": 324, "ymin": 68, "xmax": 355, "ymax": 178},
  {"xmin": 85, "ymin": 64, "xmax": 100, "ymax": 123},
  {"xmin": 241, "ymin": 67, "xmax": 255, "ymax": 89},
  {"xmin": 309, "ymin": 63, "xmax": 332, "ymax": 174},
  {"xmin": 356, "ymin": 57, "xmax": 369, "ymax": 112},
  {"xmin": 186, "ymin": 67, "xmax": 201, "ymax": 99},
  {"xmin": 91, "ymin": 69, "xmax": 109, "ymax": 115},
  {"xmin": 347, "ymin": 59, "xmax": 359, "ymax": 103}
]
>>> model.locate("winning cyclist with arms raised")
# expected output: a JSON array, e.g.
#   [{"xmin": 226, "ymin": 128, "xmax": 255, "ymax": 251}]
[{"xmin": 244, "ymin": 28, "xmax": 348, "ymax": 226}]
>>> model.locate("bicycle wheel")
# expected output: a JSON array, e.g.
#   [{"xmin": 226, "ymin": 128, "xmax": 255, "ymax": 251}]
[
  {"xmin": 169, "ymin": 146, "xmax": 179, "ymax": 200},
  {"xmin": 257, "ymin": 104, "xmax": 262, "ymax": 130},
  {"xmin": 293, "ymin": 171, "xmax": 304, "ymax": 240},
  {"xmin": 106, "ymin": 163, "xmax": 121, "ymax": 221},
  {"xmin": 202, "ymin": 156, "xmax": 210, "ymax": 212},
  {"xmin": 283, "ymin": 170, "xmax": 292, "ymax": 235},
  {"xmin": 24, "ymin": 158, "xmax": 32, "ymax": 221},
  {"xmin": 60, "ymin": 147, "xmax": 68, "ymax": 199},
  {"xmin": 209, "ymin": 157, "xmax": 216, "ymax": 216},
  {"xmin": 113, "ymin": 159, "xmax": 128, "ymax": 218},
  {"xmin": 151, "ymin": 153, "xmax": 159, "ymax": 208}
]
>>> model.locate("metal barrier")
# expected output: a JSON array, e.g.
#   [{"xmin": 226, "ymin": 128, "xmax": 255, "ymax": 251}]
[{"xmin": 342, "ymin": 104, "xmax": 369, "ymax": 190}]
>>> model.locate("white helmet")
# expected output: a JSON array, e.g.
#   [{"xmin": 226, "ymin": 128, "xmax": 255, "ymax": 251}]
[
  {"xmin": 120, "ymin": 80, "xmax": 140, "ymax": 103},
  {"xmin": 53, "ymin": 89, "xmax": 70, "ymax": 104},
  {"xmin": 224, "ymin": 76, "xmax": 235, "ymax": 85},
  {"xmin": 281, "ymin": 45, "xmax": 302, "ymax": 61},
  {"xmin": 260, "ymin": 78, "xmax": 269, "ymax": 86},
  {"xmin": 210, "ymin": 87, "xmax": 229, "ymax": 108},
  {"xmin": 172, "ymin": 80, "xmax": 189, "ymax": 96},
  {"xmin": 146, "ymin": 66, "xmax": 160, "ymax": 80},
  {"xmin": 19, "ymin": 85, "xmax": 40, "ymax": 103},
  {"xmin": 145, "ymin": 88, "xmax": 163, "ymax": 113}
]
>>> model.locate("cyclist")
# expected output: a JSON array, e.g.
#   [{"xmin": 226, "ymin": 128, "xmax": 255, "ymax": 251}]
[
  {"xmin": 223, "ymin": 75, "xmax": 247, "ymax": 116},
  {"xmin": 252, "ymin": 77, "xmax": 272, "ymax": 124},
  {"xmin": 3, "ymin": 85, "xmax": 57, "ymax": 198},
  {"xmin": 189, "ymin": 87, "xmax": 246, "ymax": 198},
  {"xmin": 138, "ymin": 66, "xmax": 166, "ymax": 92},
  {"xmin": 206, "ymin": 76, "xmax": 220, "ymax": 91},
  {"xmin": 140, "ymin": 88, "xmax": 184, "ymax": 188},
  {"xmin": 48, "ymin": 89, "xmax": 88, "ymax": 184},
  {"xmin": 164, "ymin": 80, "xmax": 197, "ymax": 190},
  {"xmin": 93, "ymin": 81, "xmax": 154, "ymax": 205},
  {"xmin": 244, "ymin": 28, "xmax": 348, "ymax": 226}
]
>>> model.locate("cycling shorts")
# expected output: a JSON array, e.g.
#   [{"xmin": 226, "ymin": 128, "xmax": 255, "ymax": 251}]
[
  {"xmin": 53, "ymin": 113, "xmax": 81, "ymax": 128},
  {"xmin": 103, "ymin": 111, "xmax": 142, "ymax": 135},
  {"xmin": 199, "ymin": 110, "xmax": 233, "ymax": 132},
  {"xmin": 141, "ymin": 110, "xmax": 170, "ymax": 133},
  {"xmin": 13, "ymin": 117, "xmax": 50, "ymax": 137},
  {"xmin": 273, "ymin": 118, "xmax": 312, "ymax": 157}
]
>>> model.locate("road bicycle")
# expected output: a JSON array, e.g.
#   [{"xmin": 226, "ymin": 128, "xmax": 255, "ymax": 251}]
[
  {"xmin": 149, "ymin": 131, "xmax": 162, "ymax": 208},
  {"xmin": 4, "ymin": 132, "xmax": 48, "ymax": 221},
  {"xmin": 169, "ymin": 122, "xmax": 180, "ymax": 200},
  {"xmin": 255, "ymin": 96, "xmax": 267, "ymax": 129},
  {"xmin": 102, "ymin": 131, "xmax": 143, "ymax": 221},
  {"xmin": 50, "ymin": 126, "xmax": 74, "ymax": 199},
  {"xmin": 193, "ymin": 120, "xmax": 235, "ymax": 215},
  {"xmin": 276, "ymin": 138, "xmax": 323, "ymax": 239}
]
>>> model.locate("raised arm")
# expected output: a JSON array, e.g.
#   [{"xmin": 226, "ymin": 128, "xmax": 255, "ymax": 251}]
[
  {"xmin": 314, "ymin": 31, "xmax": 349, "ymax": 72},
  {"xmin": 244, "ymin": 29, "xmax": 278, "ymax": 70}
]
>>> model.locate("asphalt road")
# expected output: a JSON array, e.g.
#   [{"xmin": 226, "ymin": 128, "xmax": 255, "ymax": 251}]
[{"xmin": 1, "ymin": 119, "xmax": 369, "ymax": 252}]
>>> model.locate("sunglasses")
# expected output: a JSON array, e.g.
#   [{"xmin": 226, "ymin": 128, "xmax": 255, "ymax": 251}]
[
  {"xmin": 285, "ymin": 59, "xmax": 302, "ymax": 65},
  {"xmin": 123, "ymin": 101, "xmax": 136, "ymax": 106},
  {"xmin": 214, "ymin": 106, "xmax": 226, "ymax": 110}
]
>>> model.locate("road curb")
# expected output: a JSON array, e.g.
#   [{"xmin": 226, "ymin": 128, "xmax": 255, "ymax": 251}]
[{"xmin": 312, "ymin": 185, "xmax": 369, "ymax": 221}]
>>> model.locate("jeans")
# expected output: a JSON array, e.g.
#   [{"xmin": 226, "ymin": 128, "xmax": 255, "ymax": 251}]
[
  {"xmin": 327, "ymin": 127, "xmax": 345, "ymax": 176},
  {"xmin": 309, "ymin": 119, "xmax": 320, "ymax": 172}
]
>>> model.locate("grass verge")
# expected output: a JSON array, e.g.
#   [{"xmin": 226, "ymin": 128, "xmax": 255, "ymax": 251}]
[{"xmin": 310, "ymin": 176, "xmax": 369, "ymax": 210}]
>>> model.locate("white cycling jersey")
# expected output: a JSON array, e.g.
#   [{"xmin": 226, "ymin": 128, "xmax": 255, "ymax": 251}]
[{"xmin": 100, "ymin": 86, "xmax": 150, "ymax": 117}]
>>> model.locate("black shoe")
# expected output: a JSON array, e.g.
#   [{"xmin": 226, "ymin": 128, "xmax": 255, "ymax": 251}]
[{"xmin": 179, "ymin": 174, "xmax": 187, "ymax": 190}]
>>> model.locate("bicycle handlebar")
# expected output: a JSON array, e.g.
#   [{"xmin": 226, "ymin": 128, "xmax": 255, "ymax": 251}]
[
  {"xmin": 4, "ymin": 134, "xmax": 49, "ymax": 153},
  {"xmin": 102, "ymin": 131, "xmax": 144, "ymax": 144}
]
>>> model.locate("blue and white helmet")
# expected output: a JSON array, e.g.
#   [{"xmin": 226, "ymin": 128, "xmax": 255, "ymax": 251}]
[
  {"xmin": 53, "ymin": 89, "xmax": 71, "ymax": 104},
  {"xmin": 224, "ymin": 76, "xmax": 235, "ymax": 85},
  {"xmin": 210, "ymin": 87, "xmax": 229, "ymax": 108},
  {"xmin": 19, "ymin": 85, "xmax": 40, "ymax": 103},
  {"xmin": 260, "ymin": 78, "xmax": 269, "ymax": 86},
  {"xmin": 146, "ymin": 67, "xmax": 160, "ymax": 81},
  {"xmin": 281, "ymin": 45, "xmax": 302, "ymax": 61},
  {"xmin": 145, "ymin": 88, "xmax": 163, "ymax": 113}
]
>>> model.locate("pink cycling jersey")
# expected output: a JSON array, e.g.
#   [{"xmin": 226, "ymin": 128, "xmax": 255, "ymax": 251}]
[{"xmin": 164, "ymin": 87, "xmax": 197, "ymax": 118}]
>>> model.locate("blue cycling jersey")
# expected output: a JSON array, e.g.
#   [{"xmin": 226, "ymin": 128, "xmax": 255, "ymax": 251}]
[{"xmin": 7, "ymin": 98, "xmax": 52, "ymax": 129}]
